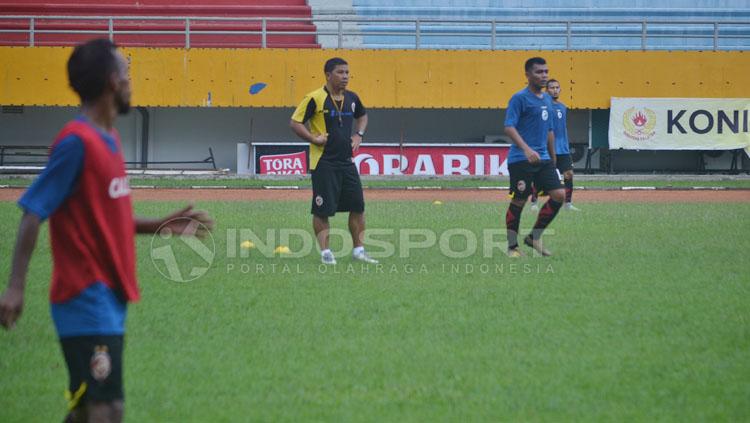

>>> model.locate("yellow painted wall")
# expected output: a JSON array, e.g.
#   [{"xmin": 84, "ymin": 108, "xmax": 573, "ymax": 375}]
[{"xmin": 1, "ymin": 47, "xmax": 747, "ymax": 109}]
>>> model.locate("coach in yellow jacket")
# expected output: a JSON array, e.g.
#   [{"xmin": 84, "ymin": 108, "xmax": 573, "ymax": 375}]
[{"xmin": 290, "ymin": 57, "xmax": 378, "ymax": 266}]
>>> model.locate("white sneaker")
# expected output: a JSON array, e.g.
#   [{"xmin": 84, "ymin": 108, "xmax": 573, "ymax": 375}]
[
  {"xmin": 529, "ymin": 202, "xmax": 540, "ymax": 212},
  {"xmin": 353, "ymin": 250, "xmax": 379, "ymax": 264},
  {"xmin": 564, "ymin": 203, "xmax": 581, "ymax": 211},
  {"xmin": 321, "ymin": 250, "xmax": 337, "ymax": 265}
]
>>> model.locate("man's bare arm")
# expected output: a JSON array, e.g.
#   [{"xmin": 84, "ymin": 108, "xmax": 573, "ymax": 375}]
[
  {"xmin": 290, "ymin": 120, "xmax": 327, "ymax": 146},
  {"xmin": 0, "ymin": 213, "xmax": 41, "ymax": 329}
]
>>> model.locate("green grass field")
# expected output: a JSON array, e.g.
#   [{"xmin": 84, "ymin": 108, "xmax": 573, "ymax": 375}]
[
  {"xmin": 1, "ymin": 199, "xmax": 749, "ymax": 421},
  {"xmin": 1, "ymin": 176, "xmax": 750, "ymax": 189}
]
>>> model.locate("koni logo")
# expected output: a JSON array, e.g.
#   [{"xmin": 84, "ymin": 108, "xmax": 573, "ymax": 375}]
[
  {"xmin": 667, "ymin": 109, "xmax": 750, "ymax": 135},
  {"xmin": 622, "ymin": 107, "xmax": 657, "ymax": 141}
]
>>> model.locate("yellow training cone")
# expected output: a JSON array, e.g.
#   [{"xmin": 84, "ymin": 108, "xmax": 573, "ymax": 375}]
[
  {"xmin": 274, "ymin": 245, "xmax": 291, "ymax": 254},
  {"xmin": 240, "ymin": 240, "xmax": 255, "ymax": 249}
]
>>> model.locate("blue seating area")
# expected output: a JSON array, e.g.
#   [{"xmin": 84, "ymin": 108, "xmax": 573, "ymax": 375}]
[{"xmin": 352, "ymin": 1, "xmax": 750, "ymax": 50}]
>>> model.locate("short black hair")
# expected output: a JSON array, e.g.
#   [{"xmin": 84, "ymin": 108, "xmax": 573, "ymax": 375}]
[
  {"xmin": 324, "ymin": 57, "xmax": 348, "ymax": 74},
  {"xmin": 524, "ymin": 57, "xmax": 546, "ymax": 72},
  {"xmin": 546, "ymin": 79, "xmax": 559, "ymax": 88},
  {"xmin": 67, "ymin": 38, "xmax": 120, "ymax": 102}
]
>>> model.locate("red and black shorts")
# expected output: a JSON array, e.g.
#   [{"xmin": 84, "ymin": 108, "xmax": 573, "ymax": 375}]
[
  {"xmin": 508, "ymin": 160, "xmax": 564, "ymax": 200},
  {"xmin": 311, "ymin": 161, "xmax": 365, "ymax": 217},
  {"xmin": 60, "ymin": 335, "xmax": 124, "ymax": 410}
]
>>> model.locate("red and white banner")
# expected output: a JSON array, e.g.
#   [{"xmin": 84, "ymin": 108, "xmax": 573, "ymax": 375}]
[
  {"xmin": 259, "ymin": 151, "xmax": 307, "ymax": 174},
  {"xmin": 245, "ymin": 143, "xmax": 510, "ymax": 175},
  {"xmin": 354, "ymin": 145, "xmax": 510, "ymax": 176}
]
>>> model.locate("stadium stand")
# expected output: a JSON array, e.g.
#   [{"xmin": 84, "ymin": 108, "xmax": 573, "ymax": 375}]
[
  {"xmin": 0, "ymin": 0, "xmax": 319, "ymax": 48},
  {"xmin": 1, "ymin": 2, "xmax": 747, "ymax": 173},
  {"xmin": 351, "ymin": 0, "xmax": 750, "ymax": 50},
  {"xmin": 307, "ymin": 0, "xmax": 363, "ymax": 48}
]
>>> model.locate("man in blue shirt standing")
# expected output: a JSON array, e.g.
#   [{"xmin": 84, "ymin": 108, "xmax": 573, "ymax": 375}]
[
  {"xmin": 503, "ymin": 57, "xmax": 565, "ymax": 257},
  {"xmin": 530, "ymin": 79, "xmax": 581, "ymax": 212}
]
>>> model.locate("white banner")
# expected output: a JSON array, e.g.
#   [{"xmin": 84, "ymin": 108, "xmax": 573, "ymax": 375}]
[{"xmin": 609, "ymin": 97, "xmax": 750, "ymax": 156}]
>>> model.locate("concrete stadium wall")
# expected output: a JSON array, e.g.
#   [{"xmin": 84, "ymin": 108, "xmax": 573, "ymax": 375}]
[
  {"xmin": 2, "ymin": 47, "xmax": 747, "ymax": 109},
  {"xmin": 0, "ymin": 106, "xmax": 139, "ymax": 161},
  {"xmin": 4, "ymin": 106, "xmax": 735, "ymax": 173},
  {"xmin": 1, "ymin": 106, "xmax": 589, "ymax": 170}
]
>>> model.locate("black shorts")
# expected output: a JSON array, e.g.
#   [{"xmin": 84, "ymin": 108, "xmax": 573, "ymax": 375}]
[
  {"xmin": 508, "ymin": 160, "xmax": 564, "ymax": 200},
  {"xmin": 311, "ymin": 162, "xmax": 365, "ymax": 217},
  {"xmin": 60, "ymin": 335, "xmax": 124, "ymax": 410},
  {"xmin": 556, "ymin": 154, "xmax": 574, "ymax": 173}
]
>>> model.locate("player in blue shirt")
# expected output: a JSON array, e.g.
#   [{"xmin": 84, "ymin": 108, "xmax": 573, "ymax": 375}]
[
  {"xmin": 530, "ymin": 79, "xmax": 580, "ymax": 211},
  {"xmin": 503, "ymin": 57, "xmax": 566, "ymax": 257}
]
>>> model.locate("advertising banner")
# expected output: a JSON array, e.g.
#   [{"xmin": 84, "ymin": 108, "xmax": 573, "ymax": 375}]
[
  {"xmin": 258, "ymin": 151, "xmax": 307, "ymax": 175},
  {"xmin": 353, "ymin": 145, "xmax": 510, "ymax": 176},
  {"xmin": 609, "ymin": 97, "xmax": 750, "ymax": 155},
  {"xmin": 244, "ymin": 143, "xmax": 511, "ymax": 175}
]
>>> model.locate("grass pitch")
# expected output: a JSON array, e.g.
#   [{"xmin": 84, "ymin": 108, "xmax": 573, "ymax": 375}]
[
  {"xmin": 1, "ymin": 176, "xmax": 750, "ymax": 189},
  {"xmin": 1, "ymin": 199, "xmax": 749, "ymax": 422}
]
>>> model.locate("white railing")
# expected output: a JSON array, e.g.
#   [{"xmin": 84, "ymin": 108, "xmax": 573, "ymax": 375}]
[{"xmin": 0, "ymin": 15, "xmax": 747, "ymax": 50}]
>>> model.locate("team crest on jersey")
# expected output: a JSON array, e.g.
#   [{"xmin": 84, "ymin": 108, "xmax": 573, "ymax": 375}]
[
  {"xmin": 517, "ymin": 180, "xmax": 526, "ymax": 192},
  {"xmin": 351, "ymin": 102, "xmax": 356, "ymax": 114},
  {"xmin": 542, "ymin": 109, "xmax": 549, "ymax": 121},
  {"xmin": 557, "ymin": 110, "xmax": 563, "ymax": 119},
  {"xmin": 90, "ymin": 345, "xmax": 111, "ymax": 382},
  {"xmin": 315, "ymin": 195, "xmax": 324, "ymax": 206}
]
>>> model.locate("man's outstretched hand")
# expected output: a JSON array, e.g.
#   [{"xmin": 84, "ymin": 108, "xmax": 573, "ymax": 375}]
[
  {"xmin": 159, "ymin": 204, "xmax": 214, "ymax": 238},
  {"xmin": 136, "ymin": 203, "xmax": 214, "ymax": 237},
  {"xmin": 0, "ymin": 286, "xmax": 24, "ymax": 330}
]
